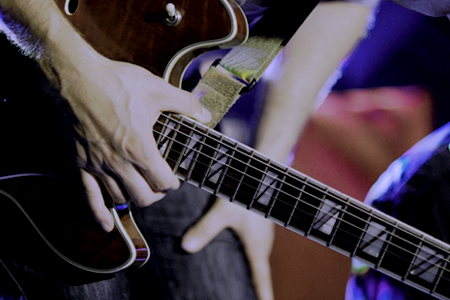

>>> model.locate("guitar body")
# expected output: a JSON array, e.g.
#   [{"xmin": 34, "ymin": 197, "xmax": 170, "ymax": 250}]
[
  {"xmin": 0, "ymin": 174, "xmax": 148, "ymax": 273},
  {"xmin": 54, "ymin": 0, "xmax": 248, "ymax": 86}
]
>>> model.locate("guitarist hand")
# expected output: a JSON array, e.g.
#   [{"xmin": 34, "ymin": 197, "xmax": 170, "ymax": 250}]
[
  {"xmin": 0, "ymin": 0, "xmax": 212, "ymax": 233},
  {"xmin": 182, "ymin": 198, "xmax": 275, "ymax": 300},
  {"xmin": 55, "ymin": 53, "xmax": 212, "ymax": 233}
]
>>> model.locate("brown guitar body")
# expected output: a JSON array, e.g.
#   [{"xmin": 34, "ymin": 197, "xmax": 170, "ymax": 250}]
[
  {"xmin": 54, "ymin": 0, "xmax": 248, "ymax": 86},
  {"xmin": 0, "ymin": 175, "xmax": 148, "ymax": 273}
]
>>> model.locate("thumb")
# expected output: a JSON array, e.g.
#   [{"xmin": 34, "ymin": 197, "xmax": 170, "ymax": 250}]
[{"xmin": 181, "ymin": 201, "xmax": 228, "ymax": 253}]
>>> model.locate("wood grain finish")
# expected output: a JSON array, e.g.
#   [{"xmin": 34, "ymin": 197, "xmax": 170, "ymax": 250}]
[{"xmin": 54, "ymin": 0, "xmax": 248, "ymax": 86}]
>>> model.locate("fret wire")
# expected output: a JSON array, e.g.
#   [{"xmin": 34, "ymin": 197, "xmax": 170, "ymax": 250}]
[
  {"xmin": 213, "ymin": 146, "xmax": 236, "ymax": 199},
  {"xmin": 305, "ymin": 190, "xmax": 328, "ymax": 238},
  {"xmin": 173, "ymin": 129, "xmax": 191, "ymax": 176},
  {"xmin": 285, "ymin": 200, "xmax": 299, "ymax": 227},
  {"xmin": 327, "ymin": 201, "xmax": 347, "ymax": 247},
  {"xmin": 404, "ymin": 239, "xmax": 424, "ymax": 281},
  {"xmin": 167, "ymin": 119, "xmax": 181, "ymax": 161},
  {"xmin": 229, "ymin": 144, "xmax": 247, "ymax": 202},
  {"xmin": 155, "ymin": 115, "xmax": 450, "ymax": 272},
  {"xmin": 173, "ymin": 120, "xmax": 199, "ymax": 176},
  {"xmin": 405, "ymin": 235, "xmax": 448, "ymax": 292},
  {"xmin": 157, "ymin": 125, "xmax": 450, "ymax": 291},
  {"xmin": 154, "ymin": 119, "xmax": 168, "ymax": 158},
  {"xmin": 157, "ymin": 119, "xmax": 450, "ymax": 268},
  {"xmin": 175, "ymin": 145, "xmax": 450, "ymax": 281},
  {"xmin": 198, "ymin": 135, "xmax": 220, "ymax": 187},
  {"xmin": 171, "ymin": 146, "xmax": 183, "ymax": 176},
  {"xmin": 157, "ymin": 116, "xmax": 378, "ymax": 223},
  {"xmin": 173, "ymin": 128, "xmax": 188, "ymax": 178},
  {"xmin": 158, "ymin": 120, "xmax": 450, "ymax": 267},
  {"xmin": 433, "ymin": 252, "xmax": 449, "ymax": 294},
  {"xmin": 173, "ymin": 145, "xmax": 447, "ymax": 275},
  {"xmin": 157, "ymin": 117, "xmax": 174, "ymax": 161},
  {"xmin": 161, "ymin": 127, "xmax": 450, "ymax": 268},
  {"xmin": 285, "ymin": 181, "xmax": 305, "ymax": 227},
  {"xmin": 157, "ymin": 117, "xmax": 350, "ymax": 211},
  {"xmin": 154, "ymin": 114, "xmax": 170, "ymax": 145},
  {"xmin": 166, "ymin": 121, "xmax": 183, "ymax": 171},
  {"xmin": 185, "ymin": 133, "xmax": 206, "ymax": 183},
  {"xmin": 376, "ymin": 226, "xmax": 395, "ymax": 269},
  {"xmin": 198, "ymin": 133, "xmax": 221, "ymax": 188},
  {"xmin": 351, "ymin": 214, "xmax": 372, "ymax": 258},
  {"xmin": 246, "ymin": 151, "xmax": 267, "ymax": 210},
  {"xmin": 215, "ymin": 155, "xmax": 229, "ymax": 197},
  {"xmin": 157, "ymin": 117, "xmax": 343, "ymax": 213},
  {"xmin": 266, "ymin": 173, "xmax": 285, "ymax": 218}
]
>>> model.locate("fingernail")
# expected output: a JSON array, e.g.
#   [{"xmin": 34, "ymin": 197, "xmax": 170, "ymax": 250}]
[
  {"xmin": 202, "ymin": 107, "xmax": 212, "ymax": 121},
  {"xmin": 101, "ymin": 221, "xmax": 114, "ymax": 233},
  {"xmin": 194, "ymin": 91, "xmax": 205, "ymax": 98}
]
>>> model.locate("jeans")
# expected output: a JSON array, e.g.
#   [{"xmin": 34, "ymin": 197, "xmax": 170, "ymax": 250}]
[
  {"xmin": 0, "ymin": 36, "xmax": 257, "ymax": 299},
  {"xmin": 1, "ymin": 185, "xmax": 257, "ymax": 300}
]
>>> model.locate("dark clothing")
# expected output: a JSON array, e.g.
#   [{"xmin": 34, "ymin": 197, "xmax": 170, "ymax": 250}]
[
  {"xmin": 0, "ymin": 28, "xmax": 256, "ymax": 300},
  {"xmin": 347, "ymin": 123, "xmax": 450, "ymax": 300},
  {"xmin": 0, "ymin": 185, "xmax": 256, "ymax": 300},
  {"xmin": 338, "ymin": 2, "xmax": 450, "ymax": 299}
]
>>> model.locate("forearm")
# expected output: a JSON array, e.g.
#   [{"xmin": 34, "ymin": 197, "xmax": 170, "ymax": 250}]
[
  {"xmin": 255, "ymin": 2, "xmax": 375, "ymax": 162},
  {"xmin": 0, "ymin": 0, "xmax": 100, "ymax": 86},
  {"xmin": 0, "ymin": 0, "xmax": 214, "ymax": 233}
]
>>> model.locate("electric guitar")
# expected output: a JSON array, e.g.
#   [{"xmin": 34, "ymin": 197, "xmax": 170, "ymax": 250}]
[
  {"xmin": 53, "ymin": 0, "xmax": 248, "ymax": 87},
  {"xmin": 1, "ymin": 1, "xmax": 450, "ymax": 299}
]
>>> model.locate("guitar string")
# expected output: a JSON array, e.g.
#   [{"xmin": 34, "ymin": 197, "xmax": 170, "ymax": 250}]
[
  {"xmin": 156, "ymin": 113, "xmax": 450, "ymax": 258},
  {"xmin": 156, "ymin": 114, "xmax": 450, "ymax": 289},
  {"xmin": 153, "ymin": 115, "xmax": 450, "ymax": 283},
  {"xmin": 156, "ymin": 115, "xmax": 447, "ymax": 291},
  {"xmin": 167, "ymin": 153, "xmax": 450, "ymax": 288},
  {"xmin": 163, "ymin": 148, "xmax": 450, "ymax": 292},
  {"xmin": 156, "ymin": 114, "xmax": 450, "ymax": 260},
  {"xmin": 10, "ymin": 113, "xmax": 441, "ymax": 290}
]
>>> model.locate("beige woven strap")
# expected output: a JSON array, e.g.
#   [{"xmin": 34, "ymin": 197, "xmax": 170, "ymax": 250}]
[
  {"xmin": 193, "ymin": 66, "xmax": 246, "ymax": 128},
  {"xmin": 220, "ymin": 35, "xmax": 284, "ymax": 84},
  {"xmin": 194, "ymin": 35, "xmax": 284, "ymax": 128},
  {"xmin": 194, "ymin": 0, "xmax": 320, "ymax": 128}
]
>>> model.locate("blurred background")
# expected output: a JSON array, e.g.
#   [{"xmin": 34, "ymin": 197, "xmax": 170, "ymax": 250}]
[{"xmin": 220, "ymin": 0, "xmax": 450, "ymax": 298}]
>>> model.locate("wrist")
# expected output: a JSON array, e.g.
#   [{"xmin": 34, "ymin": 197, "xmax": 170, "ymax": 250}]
[
  {"xmin": 0, "ymin": 0, "xmax": 104, "ymax": 89},
  {"xmin": 40, "ymin": 16, "xmax": 102, "ymax": 86}
]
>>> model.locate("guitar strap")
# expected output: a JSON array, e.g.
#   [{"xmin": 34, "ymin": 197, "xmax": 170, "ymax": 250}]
[{"xmin": 194, "ymin": 0, "xmax": 321, "ymax": 128}]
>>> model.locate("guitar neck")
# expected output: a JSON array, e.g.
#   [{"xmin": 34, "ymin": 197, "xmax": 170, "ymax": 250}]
[{"xmin": 154, "ymin": 112, "xmax": 450, "ymax": 299}]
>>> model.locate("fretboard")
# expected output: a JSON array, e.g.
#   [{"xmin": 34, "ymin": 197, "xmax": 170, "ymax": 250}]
[{"xmin": 154, "ymin": 112, "xmax": 450, "ymax": 299}]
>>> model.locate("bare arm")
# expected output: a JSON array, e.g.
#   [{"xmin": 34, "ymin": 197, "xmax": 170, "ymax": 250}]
[
  {"xmin": 0, "ymin": 0, "xmax": 211, "ymax": 231},
  {"xmin": 256, "ymin": 1, "xmax": 374, "ymax": 162},
  {"xmin": 261, "ymin": 2, "xmax": 377, "ymax": 299},
  {"xmin": 182, "ymin": 2, "xmax": 377, "ymax": 300}
]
